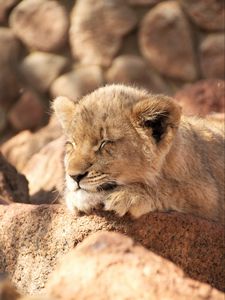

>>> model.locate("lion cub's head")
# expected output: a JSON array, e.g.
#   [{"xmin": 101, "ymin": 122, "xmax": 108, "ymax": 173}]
[{"xmin": 53, "ymin": 85, "xmax": 181, "ymax": 196}]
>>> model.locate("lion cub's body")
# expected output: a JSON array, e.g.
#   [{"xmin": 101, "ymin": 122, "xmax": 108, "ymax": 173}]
[{"xmin": 53, "ymin": 85, "xmax": 225, "ymax": 223}]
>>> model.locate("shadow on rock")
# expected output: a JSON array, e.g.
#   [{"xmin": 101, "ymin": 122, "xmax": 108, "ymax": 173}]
[{"xmin": 0, "ymin": 204, "xmax": 224, "ymax": 294}]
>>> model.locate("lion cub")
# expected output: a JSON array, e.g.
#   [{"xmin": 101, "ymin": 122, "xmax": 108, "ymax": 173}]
[{"xmin": 53, "ymin": 85, "xmax": 225, "ymax": 223}]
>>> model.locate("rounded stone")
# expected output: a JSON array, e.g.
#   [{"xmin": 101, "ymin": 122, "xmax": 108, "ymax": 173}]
[
  {"xmin": 180, "ymin": 0, "xmax": 225, "ymax": 31},
  {"xmin": 8, "ymin": 89, "xmax": 46, "ymax": 131},
  {"xmin": 9, "ymin": 0, "xmax": 69, "ymax": 51},
  {"xmin": 50, "ymin": 66, "xmax": 104, "ymax": 101},
  {"xmin": 106, "ymin": 55, "xmax": 169, "ymax": 93},
  {"xmin": 1, "ymin": 116, "xmax": 62, "ymax": 172},
  {"xmin": 200, "ymin": 34, "xmax": 225, "ymax": 79},
  {"xmin": 139, "ymin": 1, "xmax": 198, "ymax": 81},
  {"xmin": 20, "ymin": 52, "xmax": 69, "ymax": 92},
  {"xmin": 23, "ymin": 137, "xmax": 65, "ymax": 204},
  {"xmin": 70, "ymin": 0, "xmax": 137, "ymax": 66},
  {"xmin": 175, "ymin": 79, "xmax": 225, "ymax": 116}
]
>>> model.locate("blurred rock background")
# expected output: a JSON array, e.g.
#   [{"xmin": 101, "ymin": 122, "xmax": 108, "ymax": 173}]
[{"xmin": 0, "ymin": 0, "xmax": 224, "ymax": 143}]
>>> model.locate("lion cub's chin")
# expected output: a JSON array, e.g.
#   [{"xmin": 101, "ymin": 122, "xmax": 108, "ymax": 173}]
[{"xmin": 65, "ymin": 189, "xmax": 104, "ymax": 214}]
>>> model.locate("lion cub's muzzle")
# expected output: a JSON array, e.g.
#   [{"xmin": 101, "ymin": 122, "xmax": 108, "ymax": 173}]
[
  {"xmin": 69, "ymin": 172, "xmax": 118, "ymax": 192},
  {"xmin": 69, "ymin": 172, "xmax": 88, "ymax": 184}
]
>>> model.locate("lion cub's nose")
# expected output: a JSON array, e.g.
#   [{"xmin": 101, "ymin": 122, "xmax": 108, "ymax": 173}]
[{"xmin": 70, "ymin": 172, "xmax": 88, "ymax": 183}]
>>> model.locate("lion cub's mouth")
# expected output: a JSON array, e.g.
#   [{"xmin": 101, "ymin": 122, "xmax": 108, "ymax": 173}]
[{"xmin": 97, "ymin": 182, "xmax": 118, "ymax": 192}]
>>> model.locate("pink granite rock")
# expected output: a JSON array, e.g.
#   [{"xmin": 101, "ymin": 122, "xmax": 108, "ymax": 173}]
[
  {"xmin": 0, "ymin": 204, "xmax": 224, "ymax": 294},
  {"xmin": 47, "ymin": 231, "xmax": 224, "ymax": 300}
]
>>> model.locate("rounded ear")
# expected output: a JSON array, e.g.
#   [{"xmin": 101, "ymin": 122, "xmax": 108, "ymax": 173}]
[
  {"xmin": 52, "ymin": 96, "xmax": 76, "ymax": 130},
  {"xmin": 132, "ymin": 95, "xmax": 181, "ymax": 143}
]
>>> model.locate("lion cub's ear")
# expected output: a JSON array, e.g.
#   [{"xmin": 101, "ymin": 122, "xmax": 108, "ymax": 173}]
[
  {"xmin": 52, "ymin": 96, "xmax": 76, "ymax": 130},
  {"xmin": 132, "ymin": 95, "xmax": 181, "ymax": 143}
]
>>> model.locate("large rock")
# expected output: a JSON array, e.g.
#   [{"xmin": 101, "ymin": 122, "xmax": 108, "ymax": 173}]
[
  {"xmin": 20, "ymin": 52, "xmax": 68, "ymax": 93},
  {"xmin": 180, "ymin": 0, "xmax": 225, "ymax": 31},
  {"xmin": 106, "ymin": 55, "xmax": 169, "ymax": 94},
  {"xmin": 23, "ymin": 137, "xmax": 65, "ymax": 204},
  {"xmin": 139, "ymin": 1, "xmax": 198, "ymax": 81},
  {"xmin": 3, "ymin": 128, "xmax": 64, "ymax": 204},
  {"xmin": 47, "ymin": 231, "xmax": 224, "ymax": 300},
  {"xmin": 175, "ymin": 79, "xmax": 225, "ymax": 116},
  {"xmin": 9, "ymin": 0, "xmax": 69, "ymax": 51},
  {"xmin": 0, "ymin": 204, "xmax": 224, "ymax": 294},
  {"xmin": 70, "ymin": 0, "xmax": 137, "ymax": 66},
  {"xmin": 50, "ymin": 66, "xmax": 104, "ymax": 101},
  {"xmin": 1, "ymin": 116, "xmax": 62, "ymax": 171},
  {"xmin": 8, "ymin": 89, "xmax": 46, "ymax": 131},
  {"xmin": 200, "ymin": 34, "xmax": 225, "ymax": 79},
  {"xmin": 0, "ymin": 153, "xmax": 29, "ymax": 203}
]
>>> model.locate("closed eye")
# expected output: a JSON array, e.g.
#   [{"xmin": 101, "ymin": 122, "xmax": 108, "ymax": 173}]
[
  {"xmin": 99, "ymin": 140, "xmax": 113, "ymax": 151},
  {"xmin": 65, "ymin": 141, "xmax": 75, "ymax": 151}
]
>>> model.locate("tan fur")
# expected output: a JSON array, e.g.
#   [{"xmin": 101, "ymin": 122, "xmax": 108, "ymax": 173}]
[{"xmin": 53, "ymin": 85, "xmax": 225, "ymax": 224}]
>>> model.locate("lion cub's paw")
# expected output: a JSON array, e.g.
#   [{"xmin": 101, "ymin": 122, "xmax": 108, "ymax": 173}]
[
  {"xmin": 104, "ymin": 191, "xmax": 132, "ymax": 217},
  {"xmin": 65, "ymin": 191, "xmax": 84, "ymax": 214},
  {"xmin": 104, "ymin": 188, "xmax": 155, "ymax": 218},
  {"xmin": 65, "ymin": 190, "xmax": 103, "ymax": 215}
]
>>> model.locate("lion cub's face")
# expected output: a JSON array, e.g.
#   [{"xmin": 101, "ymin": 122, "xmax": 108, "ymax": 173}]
[{"xmin": 53, "ymin": 85, "xmax": 181, "ymax": 201}]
